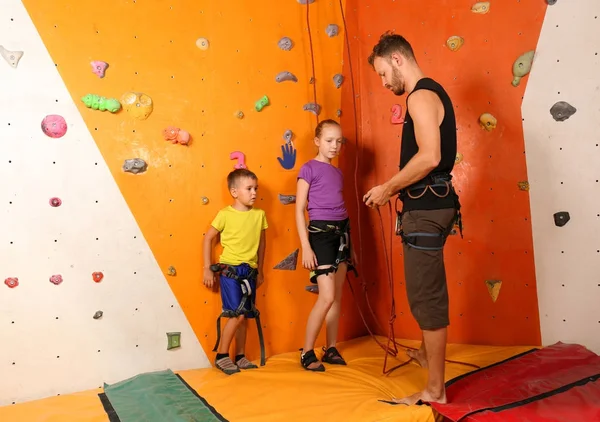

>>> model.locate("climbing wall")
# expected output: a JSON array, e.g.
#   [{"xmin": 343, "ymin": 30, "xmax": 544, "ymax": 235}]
[
  {"xmin": 0, "ymin": 1, "xmax": 209, "ymax": 406},
  {"xmin": 522, "ymin": 0, "xmax": 600, "ymax": 354},
  {"xmin": 340, "ymin": 0, "xmax": 548, "ymax": 347},
  {"xmin": 10, "ymin": 0, "xmax": 364, "ymax": 402}
]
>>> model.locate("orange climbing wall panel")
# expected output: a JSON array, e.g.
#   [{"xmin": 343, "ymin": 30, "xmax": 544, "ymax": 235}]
[
  {"xmin": 22, "ymin": 0, "xmax": 364, "ymax": 360},
  {"xmin": 339, "ymin": 0, "xmax": 546, "ymax": 346}
]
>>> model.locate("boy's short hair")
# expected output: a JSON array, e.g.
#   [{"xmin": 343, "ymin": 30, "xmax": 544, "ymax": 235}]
[{"xmin": 227, "ymin": 168, "xmax": 258, "ymax": 190}]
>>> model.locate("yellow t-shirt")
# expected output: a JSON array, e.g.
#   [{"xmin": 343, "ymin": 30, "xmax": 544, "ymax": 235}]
[{"xmin": 211, "ymin": 206, "xmax": 268, "ymax": 268}]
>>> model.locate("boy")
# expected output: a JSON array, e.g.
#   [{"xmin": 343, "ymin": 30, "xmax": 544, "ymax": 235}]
[{"xmin": 203, "ymin": 168, "xmax": 268, "ymax": 375}]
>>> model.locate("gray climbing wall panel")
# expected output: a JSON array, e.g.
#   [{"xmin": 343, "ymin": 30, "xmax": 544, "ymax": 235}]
[{"xmin": 522, "ymin": 0, "xmax": 600, "ymax": 354}]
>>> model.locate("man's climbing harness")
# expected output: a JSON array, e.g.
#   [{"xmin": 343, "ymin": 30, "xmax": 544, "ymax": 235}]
[
  {"xmin": 306, "ymin": 219, "xmax": 358, "ymax": 283},
  {"xmin": 396, "ymin": 172, "xmax": 464, "ymax": 250},
  {"xmin": 210, "ymin": 263, "xmax": 266, "ymax": 366}
]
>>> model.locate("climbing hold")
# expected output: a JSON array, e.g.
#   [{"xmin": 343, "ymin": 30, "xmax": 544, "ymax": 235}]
[
  {"xmin": 49, "ymin": 274, "xmax": 63, "ymax": 285},
  {"xmin": 512, "ymin": 51, "xmax": 535, "ymax": 87},
  {"xmin": 255, "ymin": 95, "xmax": 270, "ymax": 112},
  {"xmin": 49, "ymin": 197, "xmax": 62, "ymax": 207},
  {"xmin": 122, "ymin": 158, "xmax": 148, "ymax": 174},
  {"xmin": 297, "ymin": 0, "xmax": 315, "ymax": 3},
  {"xmin": 326, "ymin": 24, "xmax": 339, "ymax": 37},
  {"xmin": 471, "ymin": 2, "xmax": 490, "ymax": 14},
  {"xmin": 309, "ymin": 77, "xmax": 315, "ymax": 84},
  {"xmin": 41, "ymin": 115, "xmax": 67, "ymax": 138},
  {"xmin": 333, "ymin": 73, "xmax": 344, "ymax": 88},
  {"xmin": 303, "ymin": 102, "xmax": 321, "ymax": 116},
  {"xmin": 277, "ymin": 143, "xmax": 296, "ymax": 170},
  {"xmin": 553, "ymin": 211, "xmax": 570, "ymax": 227},
  {"xmin": 163, "ymin": 126, "xmax": 191, "ymax": 145},
  {"xmin": 196, "ymin": 38, "xmax": 209, "ymax": 50},
  {"xmin": 234, "ymin": 110, "xmax": 244, "ymax": 119},
  {"xmin": 121, "ymin": 91, "xmax": 153, "ymax": 120},
  {"xmin": 305, "ymin": 285, "xmax": 318, "ymax": 294},
  {"xmin": 230, "ymin": 151, "xmax": 247, "ymax": 169},
  {"xmin": 455, "ymin": 152, "xmax": 464, "ymax": 164},
  {"xmin": 391, "ymin": 104, "xmax": 405, "ymax": 124},
  {"xmin": 92, "ymin": 272, "xmax": 104, "ymax": 283},
  {"xmin": 446, "ymin": 36, "xmax": 464, "ymax": 52},
  {"xmin": 4, "ymin": 277, "xmax": 18, "ymax": 288},
  {"xmin": 167, "ymin": 266, "xmax": 176, "ymax": 276},
  {"xmin": 283, "ymin": 129, "xmax": 293, "ymax": 143},
  {"xmin": 201, "ymin": 196, "xmax": 209, "ymax": 205},
  {"xmin": 81, "ymin": 94, "xmax": 121, "ymax": 113},
  {"xmin": 0, "ymin": 45, "xmax": 24, "ymax": 68},
  {"xmin": 550, "ymin": 101, "xmax": 577, "ymax": 122},
  {"xmin": 278, "ymin": 37, "xmax": 294, "ymax": 51},
  {"xmin": 485, "ymin": 279, "xmax": 502, "ymax": 303},
  {"xmin": 479, "ymin": 113, "xmax": 497, "ymax": 131},
  {"xmin": 517, "ymin": 181, "xmax": 530, "ymax": 191},
  {"xmin": 336, "ymin": 109, "xmax": 342, "ymax": 117},
  {"xmin": 167, "ymin": 332, "xmax": 181, "ymax": 350},
  {"xmin": 91, "ymin": 60, "xmax": 108, "ymax": 78},
  {"xmin": 278, "ymin": 194, "xmax": 296, "ymax": 205},
  {"xmin": 93, "ymin": 310, "xmax": 103, "ymax": 320},
  {"xmin": 546, "ymin": 0, "xmax": 557, "ymax": 4},
  {"xmin": 273, "ymin": 249, "xmax": 299, "ymax": 270},
  {"xmin": 276, "ymin": 71, "xmax": 298, "ymax": 83}
]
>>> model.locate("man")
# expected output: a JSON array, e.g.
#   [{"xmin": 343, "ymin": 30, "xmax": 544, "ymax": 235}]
[{"xmin": 363, "ymin": 32, "xmax": 462, "ymax": 406}]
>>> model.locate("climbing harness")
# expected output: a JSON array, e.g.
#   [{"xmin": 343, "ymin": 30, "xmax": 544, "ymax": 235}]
[
  {"xmin": 396, "ymin": 172, "xmax": 464, "ymax": 251},
  {"xmin": 307, "ymin": 220, "xmax": 358, "ymax": 283},
  {"xmin": 209, "ymin": 263, "xmax": 266, "ymax": 366}
]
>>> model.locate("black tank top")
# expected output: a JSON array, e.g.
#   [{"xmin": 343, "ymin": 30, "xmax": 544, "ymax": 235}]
[{"xmin": 399, "ymin": 77, "xmax": 457, "ymax": 211}]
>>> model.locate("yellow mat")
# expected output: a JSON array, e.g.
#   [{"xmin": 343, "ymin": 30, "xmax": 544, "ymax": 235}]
[{"xmin": 0, "ymin": 336, "xmax": 534, "ymax": 422}]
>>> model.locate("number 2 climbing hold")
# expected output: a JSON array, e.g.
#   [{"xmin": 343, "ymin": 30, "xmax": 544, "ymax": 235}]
[{"xmin": 230, "ymin": 151, "xmax": 247, "ymax": 169}]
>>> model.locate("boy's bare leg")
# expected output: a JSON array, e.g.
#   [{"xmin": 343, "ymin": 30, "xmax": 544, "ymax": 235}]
[
  {"xmin": 393, "ymin": 327, "xmax": 448, "ymax": 405},
  {"xmin": 215, "ymin": 315, "xmax": 245, "ymax": 374},
  {"xmin": 234, "ymin": 318, "xmax": 258, "ymax": 369},
  {"xmin": 302, "ymin": 269, "xmax": 335, "ymax": 369},
  {"xmin": 325, "ymin": 263, "xmax": 347, "ymax": 348},
  {"xmin": 406, "ymin": 333, "xmax": 428, "ymax": 368}
]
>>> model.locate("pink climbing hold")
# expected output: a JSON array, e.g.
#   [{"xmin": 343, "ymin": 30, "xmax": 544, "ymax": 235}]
[
  {"xmin": 391, "ymin": 104, "xmax": 405, "ymax": 124},
  {"xmin": 162, "ymin": 126, "xmax": 191, "ymax": 145},
  {"xmin": 49, "ymin": 197, "xmax": 62, "ymax": 207},
  {"xmin": 49, "ymin": 274, "xmax": 63, "ymax": 285},
  {"xmin": 91, "ymin": 60, "xmax": 109, "ymax": 78},
  {"xmin": 4, "ymin": 277, "xmax": 18, "ymax": 288},
  {"xmin": 41, "ymin": 115, "xmax": 67, "ymax": 138},
  {"xmin": 230, "ymin": 151, "xmax": 247, "ymax": 169}
]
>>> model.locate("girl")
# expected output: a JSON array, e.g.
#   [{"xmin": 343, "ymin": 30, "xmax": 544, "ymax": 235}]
[{"xmin": 295, "ymin": 119, "xmax": 354, "ymax": 372}]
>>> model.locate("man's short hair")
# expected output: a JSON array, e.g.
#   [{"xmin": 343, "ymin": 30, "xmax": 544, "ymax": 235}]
[
  {"xmin": 368, "ymin": 31, "xmax": 416, "ymax": 67},
  {"xmin": 227, "ymin": 168, "xmax": 257, "ymax": 190}
]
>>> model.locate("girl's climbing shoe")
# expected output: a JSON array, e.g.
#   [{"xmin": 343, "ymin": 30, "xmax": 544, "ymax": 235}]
[
  {"xmin": 300, "ymin": 348, "xmax": 325, "ymax": 372},
  {"xmin": 322, "ymin": 346, "xmax": 347, "ymax": 365}
]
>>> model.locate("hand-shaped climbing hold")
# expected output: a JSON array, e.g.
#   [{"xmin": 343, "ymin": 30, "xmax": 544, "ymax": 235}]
[{"xmin": 277, "ymin": 143, "xmax": 296, "ymax": 170}]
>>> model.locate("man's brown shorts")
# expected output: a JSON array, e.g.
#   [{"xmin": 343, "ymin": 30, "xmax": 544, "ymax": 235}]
[{"xmin": 401, "ymin": 208, "xmax": 456, "ymax": 330}]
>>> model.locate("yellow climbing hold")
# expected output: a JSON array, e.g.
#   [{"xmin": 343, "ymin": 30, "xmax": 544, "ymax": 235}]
[
  {"xmin": 485, "ymin": 279, "xmax": 502, "ymax": 303},
  {"xmin": 446, "ymin": 36, "xmax": 464, "ymax": 52},
  {"xmin": 479, "ymin": 113, "xmax": 497, "ymax": 131},
  {"xmin": 455, "ymin": 152, "xmax": 464, "ymax": 164},
  {"xmin": 196, "ymin": 37, "xmax": 209, "ymax": 50},
  {"xmin": 518, "ymin": 181, "xmax": 530, "ymax": 191},
  {"xmin": 512, "ymin": 51, "xmax": 535, "ymax": 87},
  {"xmin": 471, "ymin": 2, "xmax": 490, "ymax": 14}
]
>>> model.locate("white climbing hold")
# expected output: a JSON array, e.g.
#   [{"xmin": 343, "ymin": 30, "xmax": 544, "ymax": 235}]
[
  {"xmin": 0, "ymin": 45, "xmax": 24, "ymax": 68},
  {"xmin": 196, "ymin": 38, "xmax": 209, "ymax": 50}
]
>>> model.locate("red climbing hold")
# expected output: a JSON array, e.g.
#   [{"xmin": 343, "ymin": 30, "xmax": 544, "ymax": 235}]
[
  {"xmin": 4, "ymin": 277, "xmax": 18, "ymax": 288},
  {"xmin": 49, "ymin": 197, "xmax": 62, "ymax": 207},
  {"xmin": 93, "ymin": 272, "xmax": 104, "ymax": 283},
  {"xmin": 49, "ymin": 274, "xmax": 63, "ymax": 285}
]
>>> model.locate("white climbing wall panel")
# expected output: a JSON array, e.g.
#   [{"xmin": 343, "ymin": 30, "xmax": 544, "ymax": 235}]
[
  {"xmin": 0, "ymin": 1, "xmax": 210, "ymax": 406},
  {"xmin": 522, "ymin": 0, "xmax": 600, "ymax": 354}
]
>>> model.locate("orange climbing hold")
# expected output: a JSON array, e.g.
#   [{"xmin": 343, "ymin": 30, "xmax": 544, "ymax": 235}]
[{"xmin": 163, "ymin": 126, "xmax": 191, "ymax": 145}]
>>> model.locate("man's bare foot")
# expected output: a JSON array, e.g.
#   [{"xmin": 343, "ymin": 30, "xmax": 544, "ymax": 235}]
[
  {"xmin": 390, "ymin": 388, "xmax": 447, "ymax": 406},
  {"xmin": 406, "ymin": 348, "xmax": 428, "ymax": 368}
]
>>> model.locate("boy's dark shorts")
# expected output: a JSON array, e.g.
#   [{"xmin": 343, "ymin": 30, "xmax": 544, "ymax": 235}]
[
  {"xmin": 401, "ymin": 208, "xmax": 456, "ymax": 331},
  {"xmin": 308, "ymin": 218, "xmax": 351, "ymax": 282},
  {"xmin": 219, "ymin": 263, "xmax": 257, "ymax": 318}
]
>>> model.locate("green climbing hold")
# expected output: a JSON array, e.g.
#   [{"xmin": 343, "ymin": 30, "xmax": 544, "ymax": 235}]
[
  {"xmin": 166, "ymin": 332, "xmax": 181, "ymax": 350},
  {"xmin": 81, "ymin": 94, "xmax": 121, "ymax": 113},
  {"xmin": 255, "ymin": 95, "xmax": 270, "ymax": 112}
]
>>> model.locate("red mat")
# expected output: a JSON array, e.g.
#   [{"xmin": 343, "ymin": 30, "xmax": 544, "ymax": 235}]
[{"xmin": 430, "ymin": 342, "xmax": 600, "ymax": 421}]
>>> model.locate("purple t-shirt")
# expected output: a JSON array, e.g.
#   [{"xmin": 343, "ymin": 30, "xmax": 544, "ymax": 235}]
[{"xmin": 297, "ymin": 159, "xmax": 348, "ymax": 221}]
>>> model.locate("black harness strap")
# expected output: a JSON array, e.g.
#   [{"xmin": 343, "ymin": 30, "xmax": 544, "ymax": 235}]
[
  {"xmin": 210, "ymin": 263, "xmax": 266, "ymax": 366},
  {"xmin": 396, "ymin": 172, "xmax": 463, "ymax": 251},
  {"xmin": 307, "ymin": 220, "xmax": 359, "ymax": 282}
]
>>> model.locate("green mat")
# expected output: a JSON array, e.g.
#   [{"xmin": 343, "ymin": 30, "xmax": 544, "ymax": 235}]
[{"xmin": 98, "ymin": 369, "xmax": 227, "ymax": 422}]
